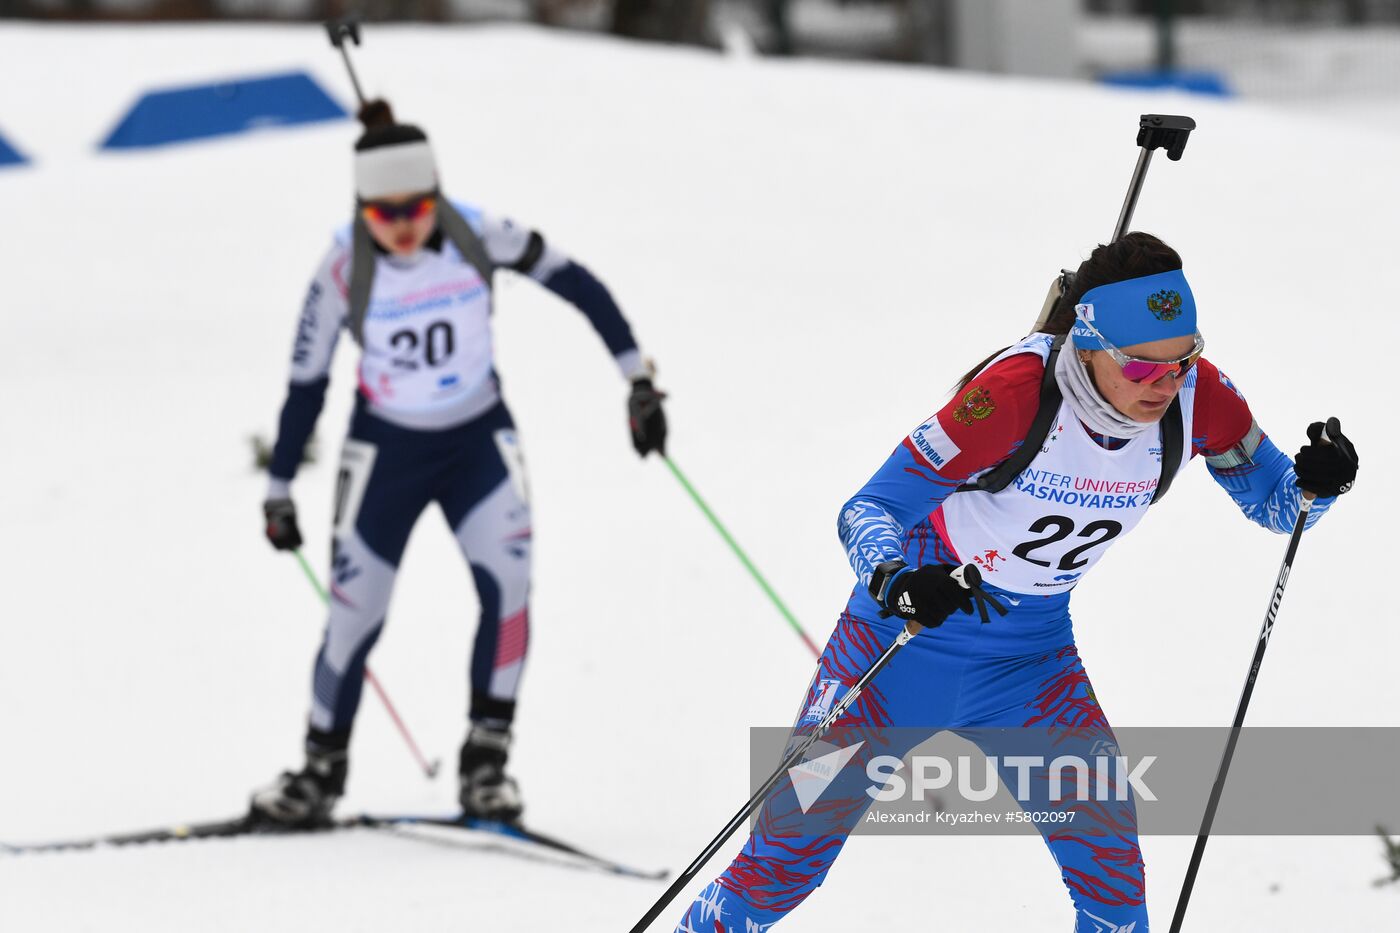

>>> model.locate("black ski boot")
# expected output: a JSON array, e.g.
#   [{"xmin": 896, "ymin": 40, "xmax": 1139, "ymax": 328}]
[
  {"xmin": 459, "ymin": 724, "xmax": 523, "ymax": 823},
  {"xmin": 250, "ymin": 733, "xmax": 348, "ymax": 828}
]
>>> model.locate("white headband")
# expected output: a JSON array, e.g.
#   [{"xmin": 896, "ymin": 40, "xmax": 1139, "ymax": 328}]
[{"xmin": 354, "ymin": 140, "xmax": 438, "ymax": 199}]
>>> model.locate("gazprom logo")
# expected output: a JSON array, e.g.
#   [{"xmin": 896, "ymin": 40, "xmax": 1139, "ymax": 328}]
[
  {"xmin": 913, "ymin": 429, "xmax": 948, "ymax": 468},
  {"xmin": 910, "ymin": 417, "xmax": 961, "ymax": 470}
]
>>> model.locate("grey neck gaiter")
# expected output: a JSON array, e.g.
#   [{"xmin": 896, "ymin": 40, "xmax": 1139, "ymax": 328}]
[{"xmin": 1053, "ymin": 340, "xmax": 1154, "ymax": 440}]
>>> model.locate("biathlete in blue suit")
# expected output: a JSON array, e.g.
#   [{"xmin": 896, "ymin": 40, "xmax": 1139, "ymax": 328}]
[
  {"xmin": 251, "ymin": 100, "xmax": 668, "ymax": 827},
  {"xmin": 675, "ymin": 233, "xmax": 1358, "ymax": 931}
]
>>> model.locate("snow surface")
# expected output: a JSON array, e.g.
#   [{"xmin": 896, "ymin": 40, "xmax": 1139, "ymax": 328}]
[{"xmin": 1, "ymin": 22, "xmax": 1397, "ymax": 931}]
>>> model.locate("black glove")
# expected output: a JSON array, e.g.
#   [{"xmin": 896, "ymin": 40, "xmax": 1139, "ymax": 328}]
[
  {"xmin": 872, "ymin": 560, "xmax": 1009, "ymax": 627},
  {"xmin": 1294, "ymin": 417, "xmax": 1358, "ymax": 499},
  {"xmin": 628, "ymin": 377, "xmax": 667, "ymax": 457},
  {"xmin": 263, "ymin": 498, "xmax": 303, "ymax": 551},
  {"xmin": 883, "ymin": 564, "xmax": 975, "ymax": 628}
]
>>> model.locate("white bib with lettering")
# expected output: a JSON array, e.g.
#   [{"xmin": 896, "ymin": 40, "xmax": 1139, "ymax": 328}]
[
  {"xmin": 357, "ymin": 242, "xmax": 494, "ymax": 420},
  {"xmin": 936, "ymin": 341, "xmax": 1196, "ymax": 596}
]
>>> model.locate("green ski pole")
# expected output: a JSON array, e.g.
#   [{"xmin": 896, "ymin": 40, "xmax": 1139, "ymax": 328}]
[{"xmin": 662, "ymin": 456, "xmax": 820, "ymax": 658}]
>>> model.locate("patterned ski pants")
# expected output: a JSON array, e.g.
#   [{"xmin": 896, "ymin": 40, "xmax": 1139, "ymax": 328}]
[
  {"xmin": 676, "ymin": 608, "xmax": 1149, "ymax": 932},
  {"xmin": 307, "ymin": 400, "xmax": 532, "ymax": 741}
]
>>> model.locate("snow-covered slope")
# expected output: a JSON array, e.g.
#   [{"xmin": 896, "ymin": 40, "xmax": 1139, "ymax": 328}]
[{"xmin": 0, "ymin": 23, "xmax": 1395, "ymax": 931}]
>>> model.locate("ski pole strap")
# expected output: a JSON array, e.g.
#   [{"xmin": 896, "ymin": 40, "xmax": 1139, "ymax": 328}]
[
  {"xmin": 950, "ymin": 562, "xmax": 1008, "ymax": 624},
  {"xmin": 968, "ymin": 583, "xmax": 1008, "ymax": 625}
]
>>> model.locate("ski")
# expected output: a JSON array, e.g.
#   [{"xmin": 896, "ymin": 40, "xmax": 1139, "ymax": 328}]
[
  {"xmin": 0, "ymin": 813, "xmax": 325, "ymax": 854},
  {"xmin": 349, "ymin": 813, "xmax": 668, "ymax": 881},
  {"xmin": 1, "ymin": 811, "xmax": 668, "ymax": 881}
]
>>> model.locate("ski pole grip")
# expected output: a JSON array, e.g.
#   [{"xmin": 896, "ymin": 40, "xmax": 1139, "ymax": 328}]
[
  {"xmin": 879, "ymin": 564, "xmax": 982, "ymax": 624},
  {"xmin": 1137, "ymin": 114, "xmax": 1196, "ymax": 162},
  {"xmin": 950, "ymin": 563, "xmax": 983, "ymax": 591},
  {"xmin": 1296, "ymin": 417, "xmax": 1345, "ymax": 502},
  {"xmin": 1322, "ymin": 417, "xmax": 1344, "ymax": 450},
  {"xmin": 1300, "ymin": 417, "xmax": 1340, "ymax": 502}
]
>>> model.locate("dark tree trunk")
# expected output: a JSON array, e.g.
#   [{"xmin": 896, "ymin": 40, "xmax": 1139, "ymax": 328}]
[
  {"xmin": 764, "ymin": 0, "xmax": 792, "ymax": 55},
  {"xmin": 156, "ymin": 0, "xmax": 222, "ymax": 19},
  {"xmin": 899, "ymin": 0, "xmax": 954, "ymax": 65},
  {"xmin": 611, "ymin": 0, "xmax": 711, "ymax": 44}
]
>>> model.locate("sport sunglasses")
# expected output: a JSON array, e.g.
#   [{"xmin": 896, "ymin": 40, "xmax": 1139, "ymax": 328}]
[
  {"xmin": 359, "ymin": 193, "xmax": 438, "ymax": 223},
  {"xmin": 1073, "ymin": 310, "xmax": 1205, "ymax": 384}
]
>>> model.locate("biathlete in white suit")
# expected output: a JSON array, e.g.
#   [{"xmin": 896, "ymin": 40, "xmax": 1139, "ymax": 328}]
[
  {"xmin": 674, "ymin": 233, "xmax": 1358, "ymax": 931},
  {"xmin": 252, "ymin": 101, "xmax": 667, "ymax": 826}
]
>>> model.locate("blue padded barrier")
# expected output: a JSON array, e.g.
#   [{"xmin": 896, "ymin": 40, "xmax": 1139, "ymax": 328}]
[
  {"xmin": 1100, "ymin": 69, "xmax": 1234, "ymax": 98},
  {"xmin": 101, "ymin": 70, "xmax": 347, "ymax": 150},
  {"xmin": 0, "ymin": 130, "xmax": 28, "ymax": 167}
]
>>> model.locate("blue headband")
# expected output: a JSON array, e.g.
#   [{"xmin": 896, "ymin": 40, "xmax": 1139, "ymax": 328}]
[{"xmin": 1070, "ymin": 268, "xmax": 1197, "ymax": 351}]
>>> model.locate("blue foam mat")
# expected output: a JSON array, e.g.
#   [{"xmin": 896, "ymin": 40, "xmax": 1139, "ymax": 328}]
[
  {"xmin": 101, "ymin": 70, "xmax": 348, "ymax": 150},
  {"xmin": 1100, "ymin": 69, "xmax": 1234, "ymax": 98},
  {"xmin": 0, "ymin": 131, "xmax": 28, "ymax": 167}
]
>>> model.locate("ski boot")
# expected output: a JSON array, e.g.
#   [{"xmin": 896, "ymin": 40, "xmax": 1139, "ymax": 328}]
[
  {"xmin": 459, "ymin": 724, "xmax": 523, "ymax": 823},
  {"xmin": 250, "ymin": 738, "xmax": 347, "ymax": 828}
]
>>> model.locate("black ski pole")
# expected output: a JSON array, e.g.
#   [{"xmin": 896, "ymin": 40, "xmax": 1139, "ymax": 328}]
[
  {"xmin": 325, "ymin": 15, "xmax": 368, "ymax": 109},
  {"xmin": 628, "ymin": 564, "xmax": 989, "ymax": 932},
  {"xmin": 1168, "ymin": 422, "xmax": 1349, "ymax": 931}
]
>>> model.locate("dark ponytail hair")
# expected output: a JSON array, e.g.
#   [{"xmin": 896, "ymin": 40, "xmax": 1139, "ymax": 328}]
[
  {"xmin": 353, "ymin": 98, "xmax": 430, "ymax": 153},
  {"xmin": 954, "ymin": 232, "xmax": 1184, "ymax": 391},
  {"xmin": 358, "ymin": 98, "xmax": 396, "ymax": 130}
]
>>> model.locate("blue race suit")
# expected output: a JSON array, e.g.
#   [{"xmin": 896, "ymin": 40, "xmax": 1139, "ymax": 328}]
[{"xmin": 676, "ymin": 343, "xmax": 1333, "ymax": 932}]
